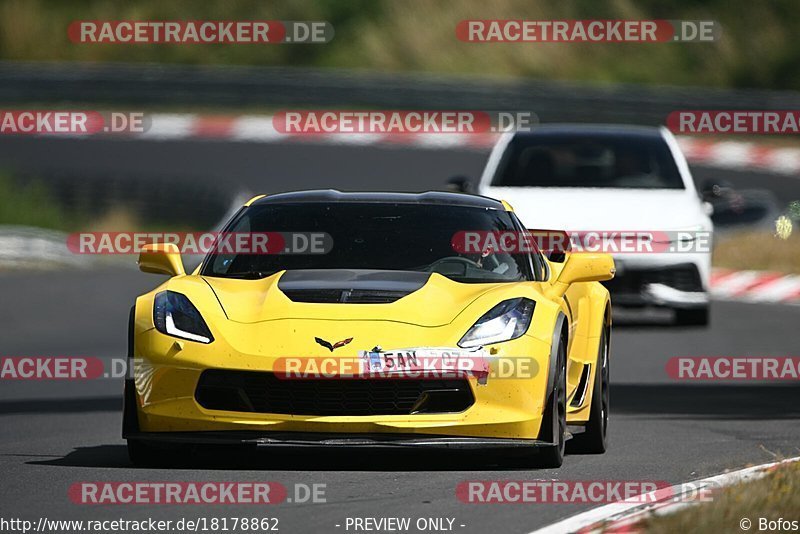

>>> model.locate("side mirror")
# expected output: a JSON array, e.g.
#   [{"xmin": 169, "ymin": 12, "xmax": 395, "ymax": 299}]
[
  {"xmin": 547, "ymin": 253, "xmax": 615, "ymax": 298},
  {"xmin": 700, "ymin": 179, "xmax": 732, "ymax": 200},
  {"xmin": 445, "ymin": 175, "xmax": 473, "ymax": 193},
  {"xmin": 558, "ymin": 253, "xmax": 615, "ymax": 284},
  {"xmin": 138, "ymin": 243, "xmax": 185, "ymax": 277}
]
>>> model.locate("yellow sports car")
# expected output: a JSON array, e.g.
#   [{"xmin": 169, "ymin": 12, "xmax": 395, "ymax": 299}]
[{"xmin": 123, "ymin": 191, "xmax": 614, "ymax": 467}]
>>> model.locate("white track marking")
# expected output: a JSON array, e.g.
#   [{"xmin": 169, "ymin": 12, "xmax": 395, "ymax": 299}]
[{"xmin": 529, "ymin": 456, "xmax": 800, "ymax": 534}]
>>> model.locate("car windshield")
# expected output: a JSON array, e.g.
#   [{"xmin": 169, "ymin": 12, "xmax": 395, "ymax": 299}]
[
  {"xmin": 491, "ymin": 133, "xmax": 685, "ymax": 189},
  {"xmin": 201, "ymin": 202, "xmax": 532, "ymax": 283}
]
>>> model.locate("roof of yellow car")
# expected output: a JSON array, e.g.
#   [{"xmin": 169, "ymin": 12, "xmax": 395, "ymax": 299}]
[
  {"xmin": 243, "ymin": 194, "xmax": 266, "ymax": 206},
  {"xmin": 248, "ymin": 190, "xmax": 508, "ymax": 210}
]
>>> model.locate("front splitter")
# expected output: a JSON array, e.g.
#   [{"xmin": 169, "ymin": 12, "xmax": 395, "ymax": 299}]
[{"xmin": 126, "ymin": 431, "xmax": 553, "ymax": 449}]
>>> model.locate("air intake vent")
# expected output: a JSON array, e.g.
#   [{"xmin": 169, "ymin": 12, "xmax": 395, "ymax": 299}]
[
  {"xmin": 570, "ymin": 364, "xmax": 592, "ymax": 407},
  {"xmin": 195, "ymin": 370, "xmax": 474, "ymax": 416},
  {"xmin": 277, "ymin": 269, "xmax": 430, "ymax": 304},
  {"xmin": 282, "ymin": 288, "xmax": 409, "ymax": 304}
]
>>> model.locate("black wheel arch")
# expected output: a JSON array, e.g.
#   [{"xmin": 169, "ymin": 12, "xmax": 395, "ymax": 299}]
[
  {"xmin": 541, "ymin": 312, "xmax": 568, "ymax": 445},
  {"xmin": 545, "ymin": 312, "xmax": 569, "ymax": 396}
]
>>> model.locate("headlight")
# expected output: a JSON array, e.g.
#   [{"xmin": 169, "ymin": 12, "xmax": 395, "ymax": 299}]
[
  {"xmin": 153, "ymin": 291, "xmax": 214, "ymax": 344},
  {"xmin": 458, "ymin": 298, "xmax": 535, "ymax": 348}
]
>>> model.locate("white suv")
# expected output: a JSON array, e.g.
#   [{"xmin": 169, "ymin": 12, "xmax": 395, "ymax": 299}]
[{"xmin": 473, "ymin": 124, "xmax": 713, "ymax": 326}]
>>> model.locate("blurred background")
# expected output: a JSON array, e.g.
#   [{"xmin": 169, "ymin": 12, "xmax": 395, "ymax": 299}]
[
  {"xmin": 0, "ymin": 0, "xmax": 799, "ymax": 276},
  {"xmin": 1, "ymin": 3, "xmax": 800, "ymax": 525}
]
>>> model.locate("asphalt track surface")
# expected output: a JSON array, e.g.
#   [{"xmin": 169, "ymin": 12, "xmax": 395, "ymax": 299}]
[
  {"xmin": 1, "ymin": 138, "xmax": 800, "ymax": 533},
  {"xmin": 2, "ymin": 136, "xmax": 800, "ymax": 204}
]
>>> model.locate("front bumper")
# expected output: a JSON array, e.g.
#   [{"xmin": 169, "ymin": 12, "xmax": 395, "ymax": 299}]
[
  {"xmin": 602, "ymin": 260, "xmax": 709, "ymax": 309},
  {"xmin": 130, "ymin": 323, "xmax": 555, "ymax": 441}
]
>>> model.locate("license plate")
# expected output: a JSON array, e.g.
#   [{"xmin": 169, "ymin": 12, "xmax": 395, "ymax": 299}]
[
  {"xmin": 365, "ymin": 350, "xmax": 422, "ymax": 373},
  {"xmin": 359, "ymin": 347, "xmax": 487, "ymax": 376}
]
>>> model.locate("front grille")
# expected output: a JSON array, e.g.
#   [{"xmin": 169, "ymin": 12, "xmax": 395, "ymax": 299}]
[
  {"xmin": 602, "ymin": 263, "xmax": 703, "ymax": 294},
  {"xmin": 281, "ymin": 288, "xmax": 408, "ymax": 304},
  {"xmin": 195, "ymin": 370, "xmax": 474, "ymax": 416}
]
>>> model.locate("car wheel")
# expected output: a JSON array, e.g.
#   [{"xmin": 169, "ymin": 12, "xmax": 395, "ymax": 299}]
[
  {"xmin": 535, "ymin": 338, "xmax": 567, "ymax": 468},
  {"xmin": 124, "ymin": 382, "xmax": 188, "ymax": 468},
  {"xmin": 675, "ymin": 307, "xmax": 709, "ymax": 326},
  {"xmin": 127, "ymin": 439, "xmax": 160, "ymax": 467},
  {"xmin": 567, "ymin": 327, "xmax": 609, "ymax": 454},
  {"xmin": 128, "ymin": 439, "xmax": 189, "ymax": 468}
]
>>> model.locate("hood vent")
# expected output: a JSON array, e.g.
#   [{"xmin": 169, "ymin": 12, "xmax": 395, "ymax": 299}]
[
  {"xmin": 282, "ymin": 288, "xmax": 409, "ymax": 304},
  {"xmin": 278, "ymin": 269, "xmax": 430, "ymax": 304}
]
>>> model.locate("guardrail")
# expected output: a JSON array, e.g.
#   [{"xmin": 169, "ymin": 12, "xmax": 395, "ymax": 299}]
[
  {"xmin": 2, "ymin": 61, "xmax": 799, "ymax": 232},
  {"xmin": 3, "ymin": 61, "xmax": 800, "ymax": 124}
]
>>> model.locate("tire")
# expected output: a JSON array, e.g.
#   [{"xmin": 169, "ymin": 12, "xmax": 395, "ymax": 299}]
[
  {"xmin": 567, "ymin": 327, "xmax": 609, "ymax": 454},
  {"xmin": 128, "ymin": 439, "xmax": 190, "ymax": 468},
  {"xmin": 122, "ymin": 381, "xmax": 164, "ymax": 467},
  {"xmin": 675, "ymin": 307, "xmax": 709, "ymax": 326},
  {"xmin": 122, "ymin": 305, "xmax": 138, "ymax": 439},
  {"xmin": 124, "ymin": 382, "xmax": 190, "ymax": 468},
  {"xmin": 536, "ymin": 338, "xmax": 567, "ymax": 468},
  {"xmin": 124, "ymin": 305, "xmax": 192, "ymax": 468},
  {"xmin": 122, "ymin": 379, "xmax": 139, "ymax": 438},
  {"xmin": 127, "ymin": 439, "xmax": 162, "ymax": 467}
]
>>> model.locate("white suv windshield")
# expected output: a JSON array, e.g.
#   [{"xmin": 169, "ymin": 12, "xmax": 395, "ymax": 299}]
[{"xmin": 492, "ymin": 133, "xmax": 685, "ymax": 189}]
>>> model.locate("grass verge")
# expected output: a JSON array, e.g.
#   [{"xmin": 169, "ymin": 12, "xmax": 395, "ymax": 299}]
[
  {"xmin": 639, "ymin": 460, "xmax": 800, "ymax": 534},
  {"xmin": 0, "ymin": 173, "xmax": 193, "ymax": 233},
  {"xmin": 713, "ymin": 229, "xmax": 800, "ymax": 274},
  {"xmin": 0, "ymin": 173, "xmax": 75, "ymax": 230}
]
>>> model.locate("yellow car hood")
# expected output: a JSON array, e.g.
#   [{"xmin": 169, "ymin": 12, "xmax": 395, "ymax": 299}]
[{"xmin": 201, "ymin": 270, "xmax": 496, "ymax": 327}]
